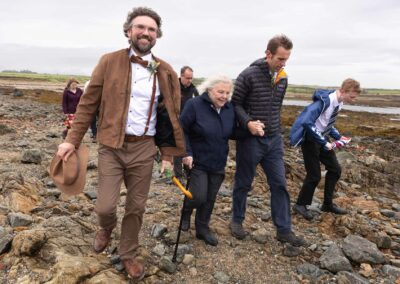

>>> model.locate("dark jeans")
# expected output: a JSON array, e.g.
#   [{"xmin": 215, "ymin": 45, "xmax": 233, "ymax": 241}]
[
  {"xmin": 296, "ymin": 136, "xmax": 341, "ymax": 206},
  {"xmin": 173, "ymin": 156, "xmax": 183, "ymax": 178},
  {"xmin": 232, "ymin": 134, "xmax": 291, "ymax": 234},
  {"xmin": 184, "ymin": 168, "xmax": 225, "ymax": 233}
]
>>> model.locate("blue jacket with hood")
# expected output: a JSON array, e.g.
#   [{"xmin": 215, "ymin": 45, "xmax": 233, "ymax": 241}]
[{"xmin": 289, "ymin": 89, "xmax": 342, "ymax": 147}]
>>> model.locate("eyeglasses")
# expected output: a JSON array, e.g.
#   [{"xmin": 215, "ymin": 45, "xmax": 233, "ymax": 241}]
[{"xmin": 132, "ymin": 24, "xmax": 158, "ymax": 34}]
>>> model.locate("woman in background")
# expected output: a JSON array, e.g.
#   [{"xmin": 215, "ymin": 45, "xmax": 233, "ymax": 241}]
[
  {"xmin": 180, "ymin": 75, "xmax": 235, "ymax": 246},
  {"xmin": 62, "ymin": 78, "xmax": 83, "ymax": 139}
]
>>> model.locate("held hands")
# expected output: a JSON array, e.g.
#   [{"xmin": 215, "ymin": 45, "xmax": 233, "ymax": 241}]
[
  {"xmin": 182, "ymin": 156, "xmax": 193, "ymax": 169},
  {"xmin": 247, "ymin": 120, "xmax": 265, "ymax": 136}
]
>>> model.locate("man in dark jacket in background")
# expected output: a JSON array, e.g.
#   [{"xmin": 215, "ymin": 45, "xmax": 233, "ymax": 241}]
[
  {"xmin": 290, "ymin": 79, "xmax": 361, "ymax": 220},
  {"xmin": 230, "ymin": 34, "xmax": 306, "ymax": 247},
  {"xmin": 173, "ymin": 66, "xmax": 199, "ymax": 179}
]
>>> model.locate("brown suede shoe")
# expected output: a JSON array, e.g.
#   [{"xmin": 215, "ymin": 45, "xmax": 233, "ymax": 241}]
[
  {"xmin": 93, "ymin": 228, "xmax": 112, "ymax": 253},
  {"xmin": 122, "ymin": 258, "xmax": 145, "ymax": 281}
]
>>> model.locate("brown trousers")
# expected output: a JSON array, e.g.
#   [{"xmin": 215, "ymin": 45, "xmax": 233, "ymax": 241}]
[{"xmin": 95, "ymin": 139, "xmax": 157, "ymax": 260}]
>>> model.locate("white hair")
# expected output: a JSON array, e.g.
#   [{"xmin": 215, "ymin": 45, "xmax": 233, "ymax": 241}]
[{"xmin": 197, "ymin": 75, "xmax": 233, "ymax": 100}]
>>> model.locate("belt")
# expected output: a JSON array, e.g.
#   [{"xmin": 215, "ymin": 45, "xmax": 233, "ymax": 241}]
[{"xmin": 124, "ymin": 135, "xmax": 153, "ymax": 142}]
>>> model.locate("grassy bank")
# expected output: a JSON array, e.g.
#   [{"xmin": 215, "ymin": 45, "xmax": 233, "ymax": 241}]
[
  {"xmin": 2, "ymin": 72, "xmax": 400, "ymax": 96},
  {"xmin": 0, "ymin": 71, "xmax": 90, "ymax": 84}
]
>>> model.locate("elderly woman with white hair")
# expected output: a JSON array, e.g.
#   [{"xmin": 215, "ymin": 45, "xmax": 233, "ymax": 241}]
[{"xmin": 179, "ymin": 75, "xmax": 235, "ymax": 246}]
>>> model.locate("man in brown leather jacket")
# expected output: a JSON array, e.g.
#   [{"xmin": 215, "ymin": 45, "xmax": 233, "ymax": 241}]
[{"xmin": 56, "ymin": 7, "xmax": 185, "ymax": 281}]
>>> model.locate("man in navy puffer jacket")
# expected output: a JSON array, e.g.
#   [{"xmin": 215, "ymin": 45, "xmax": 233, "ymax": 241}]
[{"xmin": 230, "ymin": 34, "xmax": 306, "ymax": 247}]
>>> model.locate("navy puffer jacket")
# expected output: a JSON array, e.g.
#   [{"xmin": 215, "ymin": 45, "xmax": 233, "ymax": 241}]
[{"xmin": 232, "ymin": 58, "xmax": 288, "ymax": 136}]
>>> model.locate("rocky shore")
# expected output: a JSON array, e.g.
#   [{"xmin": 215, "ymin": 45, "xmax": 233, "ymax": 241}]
[{"xmin": 0, "ymin": 85, "xmax": 399, "ymax": 283}]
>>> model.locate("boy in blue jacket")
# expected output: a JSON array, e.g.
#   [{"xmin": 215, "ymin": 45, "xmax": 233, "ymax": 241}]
[{"xmin": 289, "ymin": 78, "xmax": 361, "ymax": 220}]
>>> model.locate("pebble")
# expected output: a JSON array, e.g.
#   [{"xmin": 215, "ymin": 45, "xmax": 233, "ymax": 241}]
[
  {"xmin": 214, "ymin": 271, "xmax": 230, "ymax": 283},
  {"xmin": 158, "ymin": 256, "xmax": 176, "ymax": 274},
  {"xmin": 182, "ymin": 254, "xmax": 195, "ymax": 265}
]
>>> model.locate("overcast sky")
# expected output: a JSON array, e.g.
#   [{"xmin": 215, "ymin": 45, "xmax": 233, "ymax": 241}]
[{"xmin": 1, "ymin": 0, "xmax": 399, "ymax": 89}]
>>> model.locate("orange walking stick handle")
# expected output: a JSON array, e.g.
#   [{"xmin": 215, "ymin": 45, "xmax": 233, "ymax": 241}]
[{"xmin": 172, "ymin": 176, "xmax": 193, "ymax": 199}]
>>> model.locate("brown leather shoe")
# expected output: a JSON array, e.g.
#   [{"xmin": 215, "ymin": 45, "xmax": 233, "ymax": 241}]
[
  {"xmin": 93, "ymin": 228, "xmax": 112, "ymax": 253},
  {"xmin": 122, "ymin": 258, "xmax": 145, "ymax": 281}
]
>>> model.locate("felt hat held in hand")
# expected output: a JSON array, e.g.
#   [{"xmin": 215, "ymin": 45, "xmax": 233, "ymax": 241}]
[{"xmin": 49, "ymin": 144, "xmax": 89, "ymax": 195}]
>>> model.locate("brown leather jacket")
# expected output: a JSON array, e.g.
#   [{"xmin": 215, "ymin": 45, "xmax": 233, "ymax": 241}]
[{"xmin": 65, "ymin": 48, "xmax": 186, "ymax": 160}]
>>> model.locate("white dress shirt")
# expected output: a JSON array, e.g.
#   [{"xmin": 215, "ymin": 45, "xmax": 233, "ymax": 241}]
[
  {"xmin": 125, "ymin": 49, "xmax": 160, "ymax": 136},
  {"xmin": 315, "ymin": 91, "xmax": 343, "ymax": 133}
]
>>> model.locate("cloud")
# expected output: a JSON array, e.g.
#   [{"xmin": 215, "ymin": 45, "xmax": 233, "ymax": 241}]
[{"xmin": 0, "ymin": 0, "xmax": 399, "ymax": 89}]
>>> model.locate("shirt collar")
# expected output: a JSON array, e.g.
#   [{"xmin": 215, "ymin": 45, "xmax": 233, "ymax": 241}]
[
  {"xmin": 129, "ymin": 48, "xmax": 153, "ymax": 62},
  {"xmin": 330, "ymin": 90, "xmax": 343, "ymax": 107}
]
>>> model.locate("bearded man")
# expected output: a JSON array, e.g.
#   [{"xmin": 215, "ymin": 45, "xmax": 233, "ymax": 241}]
[{"xmin": 56, "ymin": 7, "xmax": 185, "ymax": 281}]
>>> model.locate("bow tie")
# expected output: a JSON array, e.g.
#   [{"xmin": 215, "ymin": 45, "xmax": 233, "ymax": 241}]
[{"xmin": 130, "ymin": 55, "xmax": 149, "ymax": 68}]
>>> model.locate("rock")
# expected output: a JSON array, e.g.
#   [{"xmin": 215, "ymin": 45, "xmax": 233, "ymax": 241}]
[
  {"xmin": 0, "ymin": 124, "xmax": 16, "ymax": 135},
  {"xmin": 296, "ymin": 263, "xmax": 323, "ymax": 279},
  {"xmin": 382, "ymin": 265, "xmax": 400, "ymax": 279},
  {"xmin": 308, "ymin": 243, "xmax": 318, "ymax": 251},
  {"xmin": 47, "ymin": 254, "xmax": 106, "ymax": 284},
  {"xmin": 214, "ymin": 271, "xmax": 230, "ymax": 283},
  {"xmin": 251, "ymin": 228, "xmax": 269, "ymax": 244},
  {"xmin": 12, "ymin": 229, "xmax": 46, "ymax": 256},
  {"xmin": 385, "ymin": 225, "xmax": 400, "ymax": 236},
  {"xmin": 390, "ymin": 259, "xmax": 400, "ymax": 268},
  {"xmin": 283, "ymin": 244, "xmax": 301, "ymax": 257},
  {"xmin": 364, "ymin": 154, "xmax": 387, "ymax": 169},
  {"xmin": 8, "ymin": 212, "xmax": 33, "ymax": 227},
  {"xmin": 392, "ymin": 203, "xmax": 400, "ymax": 212},
  {"xmin": 2, "ymin": 171, "xmax": 24, "ymax": 189},
  {"xmin": 146, "ymin": 265, "xmax": 160, "ymax": 276},
  {"xmin": 158, "ymin": 256, "xmax": 176, "ymax": 274},
  {"xmin": 110, "ymin": 255, "xmax": 120, "ymax": 265},
  {"xmin": 319, "ymin": 243, "xmax": 352, "ymax": 273},
  {"xmin": 189, "ymin": 267, "xmax": 198, "ymax": 276},
  {"xmin": 85, "ymin": 269, "xmax": 126, "ymax": 284},
  {"xmin": 152, "ymin": 243, "xmax": 166, "ymax": 257},
  {"xmin": 380, "ymin": 209, "xmax": 395, "ymax": 218},
  {"xmin": 87, "ymin": 160, "xmax": 98, "ymax": 170},
  {"xmin": 84, "ymin": 191, "xmax": 97, "ymax": 200},
  {"xmin": 359, "ymin": 263, "xmax": 373, "ymax": 277},
  {"xmin": 182, "ymin": 254, "xmax": 195, "ymax": 265},
  {"xmin": 0, "ymin": 205, "xmax": 9, "ymax": 215},
  {"xmin": 337, "ymin": 271, "xmax": 369, "ymax": 284},
  {"xmin": 218, "ymin": 185, "xmax": 231, "ymax": 197},
  {"xmin": 342, "ymin": 235, "xmax": 385, "ymax": 264},
  {"xmin": 0, "ymin": 227, "xmax": 13, "ymax": 254},
  {"xmin": 15, "ymin": 140, "xmax": 29, "ymax": 147},
  {"xmin": 370, "ymin": 232, "xmax": 392, "ymax": 249},
  {"xmin": 352, "ymin": 198, "xmax": 379, "ymax": 212},
  {"xmin": 151, "ymin": 224, "xmax": 167, "ymax": 238},
  {"xmin": 13, "ymin": 89, "xmax": 23, "ymax": 97},
  {"xmin": 260, "ymin": 212, "xmax": 271, "ymax": 221},
  {"xmin": 321, "ymin": 240, "xmax": 334, "ymax": 247},
  {"xmin": 8, "ymin": 192, "xmax": 38, "ymax": 214},
  {"xmin": 176, "ymin": 244, "xmax": 192, "ymax": 257},
  {"xmin": 46, "ymin": 132, "xmax": 60, "ymax": 138},
  {"xmin": 21, "ymin": 149, "xmax": 42, "ymax": 164},
  {"xmin": 45, "ymin": 188, "xmax": 61, "ymax": 198},
  {"xmin": 164, "ymin": 231, "xmax": 190, "ymax": 245}
]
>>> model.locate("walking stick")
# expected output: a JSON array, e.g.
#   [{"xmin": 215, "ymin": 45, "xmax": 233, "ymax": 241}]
[{"xmin": 172, "ymin": 168, "xmax": 192, "ymax": 263}]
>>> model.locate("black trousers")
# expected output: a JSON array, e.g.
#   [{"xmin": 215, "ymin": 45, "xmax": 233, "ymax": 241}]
[
  {"xmin": 296, "ymin": 135, "xmax": 341, "ymax": 206},
  {"xmin": 184, "ymin": 168, "xmax": 225, "ymax": 233}
]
